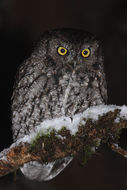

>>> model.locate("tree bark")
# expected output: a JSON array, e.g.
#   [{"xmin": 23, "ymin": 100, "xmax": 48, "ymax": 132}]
[{"xmin": 0, "ymin": 105, "xmax": 127, "ymax": 177}]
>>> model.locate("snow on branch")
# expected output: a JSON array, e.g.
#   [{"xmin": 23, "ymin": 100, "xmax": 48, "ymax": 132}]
[{"xmin": 0, "ymin": 105, "xmax": 127, "ymax": 177}]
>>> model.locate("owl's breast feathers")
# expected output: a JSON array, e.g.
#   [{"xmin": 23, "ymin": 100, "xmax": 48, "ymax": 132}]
[{"xmin": 12, "ymin": 63, "xmax": 107, "ymax": 141}]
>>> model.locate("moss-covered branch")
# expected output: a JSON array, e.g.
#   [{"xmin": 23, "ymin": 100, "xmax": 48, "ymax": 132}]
[{"xmin": 0, "ymin": 105, "xmax": 127, "ymax": 177}]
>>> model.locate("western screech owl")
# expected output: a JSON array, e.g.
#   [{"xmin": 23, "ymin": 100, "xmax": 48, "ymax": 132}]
[{"xmin": 11, "ymin": 28, "xmax": 107, "ymax": 181}]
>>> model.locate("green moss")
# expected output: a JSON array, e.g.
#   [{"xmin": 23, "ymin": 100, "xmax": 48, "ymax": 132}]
[
  {"xmin": 29, "ymin": 127, "xmax": 68, "ymax": 152},
  {"xmin": 28, "ymin": 125, "xmax": 101, "ymax": 164},
  {"xmin": 29, "ymin": 131, "xmax": 50, "ymax": 151},
  {"xmin": 81, "ymin": 146, "xmax": 95, "ymax": 165},
  {"xmin": 81, "ymin": 139, "xmax": 101, "ymax": 165}
]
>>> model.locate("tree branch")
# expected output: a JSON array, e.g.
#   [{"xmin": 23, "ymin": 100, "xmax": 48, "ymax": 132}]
[{"xmin": 0, "ymin": 105, "xmax": 127, "ymax": 177}]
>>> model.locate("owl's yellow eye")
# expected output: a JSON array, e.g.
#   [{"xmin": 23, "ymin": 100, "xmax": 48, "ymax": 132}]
[
  {"xmin": 82, "ymin": 48, "xmax": 90, "ymax": 58},
  {"xmin": 58, "ymin": 47, "xmax": 67, "ymax": 56}
]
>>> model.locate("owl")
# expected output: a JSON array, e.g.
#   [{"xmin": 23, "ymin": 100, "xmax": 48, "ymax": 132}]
[{"xmin": 11, "ymin": 28, "xmax": 107, "ymax": 181}]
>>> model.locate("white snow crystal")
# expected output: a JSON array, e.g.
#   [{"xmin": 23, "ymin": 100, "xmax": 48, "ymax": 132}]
[{"xmin": 120, "ymin": 105, "xmax": 127, "ymax": 119}]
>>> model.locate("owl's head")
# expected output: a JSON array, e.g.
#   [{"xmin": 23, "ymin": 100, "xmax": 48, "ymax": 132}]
[{"xmin": 34, "ymin": 28, "xmax": 104, "ymax": 74}]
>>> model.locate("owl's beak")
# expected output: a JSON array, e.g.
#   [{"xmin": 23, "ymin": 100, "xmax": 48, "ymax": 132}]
[
  {"xmin": 73, "ymin": 61, "xmax": 77, "ymax": 68},
  {"xmin": 66, "ymin": 61, "xmax": 77, "ymax": 71},
  {"xmin": 69, "ymin": 61, "xmax": 77, "ymax": 69}
]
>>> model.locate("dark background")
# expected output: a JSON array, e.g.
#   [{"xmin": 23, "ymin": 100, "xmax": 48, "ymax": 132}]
[{"xmin": 0, "ymin": 0, "xmax": 127, "ymax": 189}]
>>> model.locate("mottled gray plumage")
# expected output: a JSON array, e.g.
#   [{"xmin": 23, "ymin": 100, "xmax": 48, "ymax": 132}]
[{"xmin": 11, "ymin": 28, "xmax": 107, "ymax": 181}]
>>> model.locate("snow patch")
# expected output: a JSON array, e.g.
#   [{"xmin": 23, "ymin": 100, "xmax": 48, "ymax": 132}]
[
  {"xmin": 0, "ymin": 148, "xmax": 9, "ymax": 161},
  {"xmin": 120, "ymin": 105, "xmax": 127, "ymax": 119},
  {"xmin": 15, "ymin": 104, "xmax": 127, "ymax": 144}
]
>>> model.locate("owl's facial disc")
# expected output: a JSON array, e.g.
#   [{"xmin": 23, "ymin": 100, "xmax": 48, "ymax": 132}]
[
  {"xmin": 43, "ymin": 29, "xmax": 103, "ymax": 74},
  {"xmin": 56, "ymin": 45, "xmax": 92, "ymax": 70}
]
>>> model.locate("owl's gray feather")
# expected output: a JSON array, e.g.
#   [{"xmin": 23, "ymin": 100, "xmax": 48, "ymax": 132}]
[{"xmin": 11, "ymin": 29, "xmax": 107, "ymax": 181}]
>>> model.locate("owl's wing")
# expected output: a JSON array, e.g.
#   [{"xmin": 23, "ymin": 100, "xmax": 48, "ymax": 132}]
[{"xmin": 20, "ymin": 157, "xmax": 73, "ymax": 181}]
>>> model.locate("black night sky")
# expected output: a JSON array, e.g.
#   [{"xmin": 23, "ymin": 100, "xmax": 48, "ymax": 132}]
[{"xmin": 0, "ymin": 0, "xmax": 127, "ymax": 189}]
